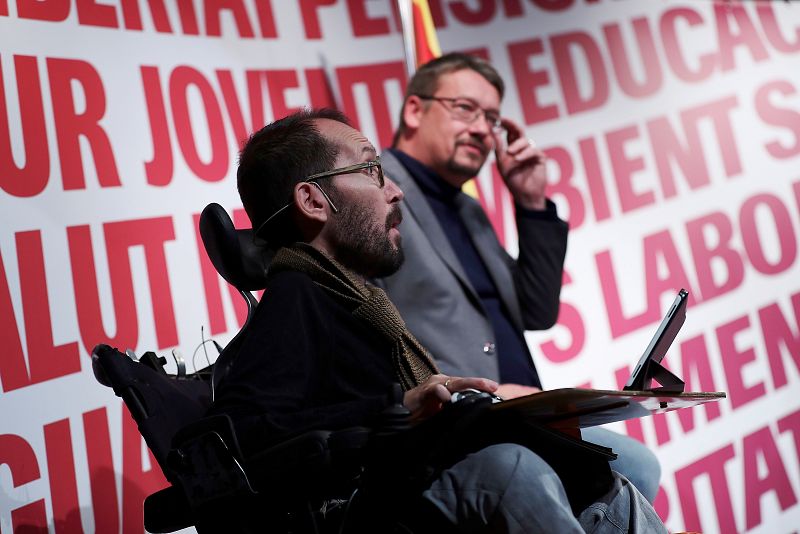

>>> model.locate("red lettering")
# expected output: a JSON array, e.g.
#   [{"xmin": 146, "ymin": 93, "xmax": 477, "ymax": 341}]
[
  {"xmin": 47, "ymin": 58, "xmax": 121, "ymax": 190},
  {"xmin": 17, "ymin": 0, "xmax": 69, "ymax": 20},
  {"xmin": 348, "ymin": 0, "xmax": 390, "ymax": 36},
  {"xmin": 757, "ymin": 2, "xmax": 800, "ymax": 53},
  {"xmin": 3, "ymin": 231, "xmax": 82, "ymax": 392},
  {"xmin": 641, "ymin": 334, "xmax": 725, "ymax": 447},
  {"xmin": 193, "ymin": 211, "xmax": 248, "ymax": 335},
  {"xmin": 677, "ymin": 334, "xmax": 723, "ymax": 424},
  {"xmin": 204, "ymin": 0, "xmax": 255, "ymax": 38},
  {"xmin": 216, "ymin": 69, "xmax": 267, "ymax": 149},
  {"xmin": 337, "ymin": 61, "xmax": 405, "ymax": 149},
  {"xmin": 544, "ymin": 145, "xmax": 585, "ymax": 228},
  {"xmin": 68, "ymin": 217, "xmax": 177, "ymax": 354},
  {"xmin": 170, "ymin": 66, "xmax": 229, "ymax": 182},
  {"xmin": 120, "ymin": 0, "xmax": 173, "ymax": 32},
  {"xmin": 606, "ymin": 125, "xmax": 652, "ymax": 213},
  {"xmin": 741, "ymin": 193, "xmax": 797, "ymax": 275},
  {"xmin": 597, "ymin": 229, "xmax": 693, "ymax": 338},
  {"xmin": 266, "ymin": 69, "xmax": 302, "ymax": 121},
  {"xmin": 686, "ymin": 212, "xmax": 744, "ymax": 300},
  {"xmin": 755, "ymin": 79, "xmax": 800, "ymax": 159},
  {"xmin": 84, "ymin": 407, "xmax": 120, "ymax": 532},
  {"xmin": 501, "ymin": 0, "xmax": 523, "ymax": 17},
  {"xmin": 532, "ymin": 0, "xmax": 573, "ymax": 10},
  {"xmin": 0, "ymin": 434, "xmax": 47, "ymax": 530},
  {"xmin": 450, "ymin": 0, "xmax": 493, "ymax": 25},
  {"xmin": 539, "ymin": 270, "xmax": 585, "ymax": 363},
  {"xmin": 141, "ymin": 66, "xmax": 173, "ymax": 186},
  {"xmin": 660, "ymin": 7, "xmax": 717, "ymax": 83},
  {"xmin": 683, "ymin": 95, "xmax": 741, "ymax": 177},
  {"xmin": 305, "ymin": 68, "xmax": 338, "ymax": 109},
  {"xmin": 551, "ymin": 31, "xmax": 608, "ymax": 115},
  {"xmin": 0, "ymin": 247, "xmax": 28, "ymax": 392},
  {"xmin": 675, "ymin": 444, "xmax": 737, "ymax": 533},
  {"xmin": 44, "ymin": 418, "xmax": 83, "ymax": 532},
  {"xmin": 596, "ymin": 249, "xmax": 652, "ymax": 338},
  {"xmin": 177, "ymin": 0, "xmax": 200, "ymax": 35},
  {"xmin": 718, "ymin": 315, "xmax": 767, "ymax": 410},
  {"xmin": 508, "ymin": 38, "xmax": 559, "ymax": 125},
  {"xmin": 715, "ymin": 3, "xmax": 770, "ymax": 72},
  {"xmin": 743, "ymin": 426, "xmax": 798, "ymax": 529},
  {"xmin": 122, "ymin": 412, "xmax": 168, "ymax": 534},
  {"xmin": 299, "ymin": 0, "xmax": 336, "ymax": 39},
  {"xmin": 645, "ymin": 116, "xmax": 710, "ymax": 200},
  {"xmin": 254, "ymin": 0, "xmax": 277, "ymax": 38},
  {"xmin": 603, "ymin": 17, "xmax": 662, "ymax": 98},
  {"xmin": 0, "ymin": 55, "xmax": 49, "ymax": 197},
  {"xmin": 77, "ymin": 0, "xmax": 118, "ymax": 27},
  {"xmin": 778, "ymin": 409, "xmax": 800, "ymax": 466},
  {"xmin": 579, "ymin": 136, "xmax": 610, "ymax": 224},
  {"xmin": 760, "ymin": 292, "xmax": 800, "ymax": 390}
]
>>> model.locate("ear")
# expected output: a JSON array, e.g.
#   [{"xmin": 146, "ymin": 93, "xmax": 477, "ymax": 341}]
[
  {"xmin": 402, "ymin": 95, "xmax": 426, "ymax": 131},
  {"xmin": 293, "ymin": 181, "xmax": 330, "ymax": 224}
]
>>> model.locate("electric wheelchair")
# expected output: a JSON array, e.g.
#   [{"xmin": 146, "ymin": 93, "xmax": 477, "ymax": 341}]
[{"xmin": 92, "ymin": 203, "xmax": 454, "ymax": 533}]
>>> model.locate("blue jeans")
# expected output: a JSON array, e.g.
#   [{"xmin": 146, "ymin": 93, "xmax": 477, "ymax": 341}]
[
  {"xmin": 581, "ymin": 427, "xmax": 661, "ymax": 503},
  {"xmin": 422, "ymin": 443, "xmax": 666, "ymax": 533}
]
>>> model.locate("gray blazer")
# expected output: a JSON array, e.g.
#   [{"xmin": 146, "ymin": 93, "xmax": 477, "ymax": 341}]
[{"xmin": 376, "ymin": 151, "xmax": 568, "ymax": 381}]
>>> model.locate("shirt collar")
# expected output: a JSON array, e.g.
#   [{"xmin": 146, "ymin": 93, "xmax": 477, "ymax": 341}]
[{"xmin": 388, "ymin": 148, "xmax": 461, "ymax": 202}]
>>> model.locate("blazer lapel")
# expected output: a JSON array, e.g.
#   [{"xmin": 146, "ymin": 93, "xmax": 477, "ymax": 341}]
[{"xmin": 381, "ymin": 152, "xmax": 479, "ymax": 302}]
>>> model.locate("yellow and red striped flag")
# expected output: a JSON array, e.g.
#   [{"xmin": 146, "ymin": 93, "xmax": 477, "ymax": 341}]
[
  {"xmin": 398, "ymin": 0, "xmax": 441, "ymax": 76},
  {"xmin": 411, "ymin": 0, "xmax": 441, "ymax": 67},
  {"xmin": 397, "ymin": 0, "xmax": 481, "ymax": 200}
]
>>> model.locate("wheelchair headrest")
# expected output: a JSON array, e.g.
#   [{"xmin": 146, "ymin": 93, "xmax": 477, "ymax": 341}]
[{"xmin": 199, "ymin": 203, "xmax": 271, "ymax": 291}]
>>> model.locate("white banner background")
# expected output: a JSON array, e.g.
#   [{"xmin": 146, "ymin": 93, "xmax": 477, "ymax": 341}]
[{"xmin": 1, "ymin": 1, "xmax": 799, "ymax": 532}]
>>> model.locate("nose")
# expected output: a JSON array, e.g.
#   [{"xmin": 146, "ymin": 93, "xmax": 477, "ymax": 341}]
[
  {"xmin": 384, "ymin": 176, "xmax": 404, "ymax": 203},
  {"xmin": 468, "ymin": 112, "xmax": 492, "ymax": 136}
]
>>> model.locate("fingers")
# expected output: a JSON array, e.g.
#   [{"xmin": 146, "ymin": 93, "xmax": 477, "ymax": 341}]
[
  {"xmin": 499, "ymin": 116, "xmax": 524, "ymax": 144},
  {"xmin": 506, "ymin": 137, "xmax": 545, "ymax": 163},
  {"xmin": 439, "ymin": 376, "xmax": 500, "ymax": 394}
]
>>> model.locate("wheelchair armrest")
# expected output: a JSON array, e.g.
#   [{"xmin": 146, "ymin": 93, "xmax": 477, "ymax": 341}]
[
  {"xmin": 171, "ymin": 415, "xmax": 243, "ymax": 459},
  {"xmin": 245, "ymin": 427, "xmax": 371, "ymax": 497}
]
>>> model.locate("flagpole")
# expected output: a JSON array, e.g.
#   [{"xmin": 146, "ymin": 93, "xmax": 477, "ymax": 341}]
[{"xmin": 397, "ymin": 0, "xmax": 417, "ymax": 78}]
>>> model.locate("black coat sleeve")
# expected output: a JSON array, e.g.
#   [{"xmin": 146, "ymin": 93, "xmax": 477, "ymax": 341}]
[{"xmin": 208, "ymin": 272, "xmax": 393, "ymax": 455}]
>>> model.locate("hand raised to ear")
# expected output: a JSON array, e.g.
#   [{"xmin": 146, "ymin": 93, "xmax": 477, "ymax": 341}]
[{"xmin": 493, "ymin": 117, "xmax": 548, "ymax": 211}]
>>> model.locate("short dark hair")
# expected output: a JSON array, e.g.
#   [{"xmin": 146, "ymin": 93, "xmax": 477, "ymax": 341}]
[
  {"xmin": 392, "ymin": 52, "xmax": 505, "ymax": 146},
  {"xmin": 237, "ymin": 108, "xmax": 350, "ymax": 247}
]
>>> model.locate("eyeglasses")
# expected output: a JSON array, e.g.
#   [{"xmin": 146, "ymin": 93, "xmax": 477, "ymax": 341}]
[
  {"xmin": 305, "ymin": 158, "xmax": 384, "ymax": 188},
  {"xmin": 255, "ymin": 158, "xmax": 384, "ymax": 238},
  {"xmin": 416, "ymin": 95, "xmax": 502, "ymax": 130}
]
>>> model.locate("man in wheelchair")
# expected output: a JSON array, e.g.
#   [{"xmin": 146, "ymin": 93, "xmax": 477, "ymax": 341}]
[{"xmin": 207, "ymin": 108, "xmax": 667, "ymax": 533}]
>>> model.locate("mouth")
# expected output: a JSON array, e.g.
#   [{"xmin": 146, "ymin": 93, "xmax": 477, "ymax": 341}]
[
  {"xmin": 456, "ymin": 140, "xmax": 488, "ymax": 158},
  {"xmin": 386, "ymin": 206, "xmax": 403, "ymax": 232}
]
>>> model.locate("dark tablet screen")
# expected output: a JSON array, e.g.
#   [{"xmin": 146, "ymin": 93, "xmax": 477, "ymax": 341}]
[{"xmin": 624, "ymin": 289, "xmax": 688, "ymax": 391}]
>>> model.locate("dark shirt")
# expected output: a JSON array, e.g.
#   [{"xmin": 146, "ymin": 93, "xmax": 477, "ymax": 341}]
[
  {"xmin": 208, "ymin": 271, "xmax": 395, "ymax": 456},
  {"xmin": 388, "ymin": 149, "xmax": 546, "ymax": 388}
]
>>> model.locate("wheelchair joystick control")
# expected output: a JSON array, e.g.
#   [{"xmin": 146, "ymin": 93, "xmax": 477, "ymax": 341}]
[{"xmin": 375, "ymin": 383, "xmax": 412, "ymax": 436}]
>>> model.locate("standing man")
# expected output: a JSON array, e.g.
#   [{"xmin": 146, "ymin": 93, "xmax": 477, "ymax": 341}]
[{"xmin": 377, "ymin": 53, "xmax": 661, "ymax": 502}]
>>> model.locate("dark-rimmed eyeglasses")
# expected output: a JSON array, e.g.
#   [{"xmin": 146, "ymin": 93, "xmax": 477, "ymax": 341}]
[
  {"xmin": 416, "ymin": 95, "xmax": 502, "ymax": 130},
  {"xmin": 255, "ymin": 158, "xmax": 384, "ymax": 238}
]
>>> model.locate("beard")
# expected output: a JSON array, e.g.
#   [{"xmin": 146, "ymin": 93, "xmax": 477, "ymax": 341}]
[
  {"xmin": 329, "ymin": 201, "xmax": 405, "ymax": 279},
  {"xmin": 445, "ymin": 137, "xmax": 490, "ymax": 179}
]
